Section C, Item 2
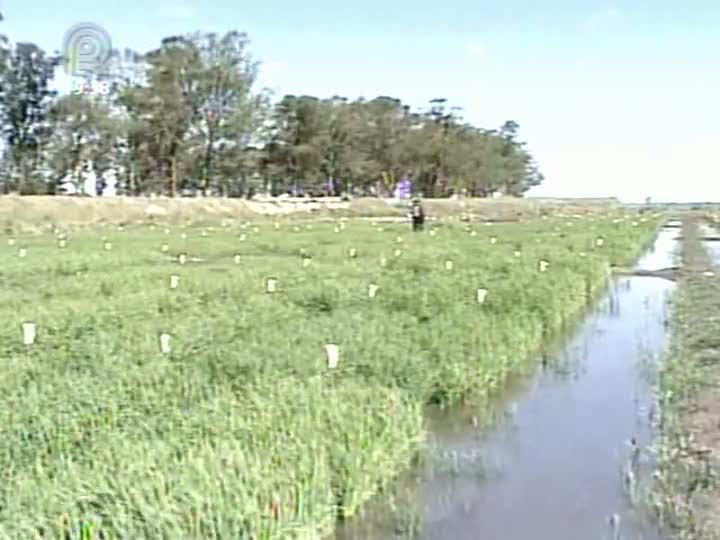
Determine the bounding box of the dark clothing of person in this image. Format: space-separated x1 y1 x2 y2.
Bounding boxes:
411 203 425 231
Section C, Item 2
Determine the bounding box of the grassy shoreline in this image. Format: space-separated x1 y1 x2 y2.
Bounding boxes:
0 211 663 539
652 216 720 539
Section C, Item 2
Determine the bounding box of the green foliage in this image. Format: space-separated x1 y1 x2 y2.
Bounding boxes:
0 26 542 198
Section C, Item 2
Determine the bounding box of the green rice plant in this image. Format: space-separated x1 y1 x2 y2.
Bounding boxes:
0 210 665 539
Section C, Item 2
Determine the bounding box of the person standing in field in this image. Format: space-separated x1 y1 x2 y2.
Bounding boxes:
409 198 425 231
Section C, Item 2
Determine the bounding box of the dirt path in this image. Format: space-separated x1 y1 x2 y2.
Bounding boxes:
656 216 720 539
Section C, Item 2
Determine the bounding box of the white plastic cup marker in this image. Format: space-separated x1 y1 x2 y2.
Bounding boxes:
22 322 36 345
325 344 339 369
477 288 488 304
368 284 379 298
267 278 277 292
170 275 180 289
159 333 172 354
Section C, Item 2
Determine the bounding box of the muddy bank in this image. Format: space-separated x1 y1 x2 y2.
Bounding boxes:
335 226 680 540
654 218 720 539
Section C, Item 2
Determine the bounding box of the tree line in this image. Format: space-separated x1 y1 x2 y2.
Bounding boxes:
0 14 544 198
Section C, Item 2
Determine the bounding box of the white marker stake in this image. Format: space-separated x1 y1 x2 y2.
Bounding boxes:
240 233 247 241
159 333 172 354
430 230 436 236
201 231 208 237
514 251 521 257
58 240 66 248
596 238 604 247
377 227 384 232
303 257 311 268
22 322 36 345
445 260 454 271
334 226 340 233
325 344 339 369
266 278 277 293
170 275 180 289
470 231 477 237
539 260 549 272
161 244 169 252
348 248 357 258
490 237 497 244
164 229 170 235
180 233 187 240
394 249 402 257
380 257 387 267
252 227 260 233
18 248 26 258
477 288 488 304
178 253 187 265
104 242 112 251
8 238 15 246
368 284 379 298
234 254 241 264
275 222 280 230
396 236 403 243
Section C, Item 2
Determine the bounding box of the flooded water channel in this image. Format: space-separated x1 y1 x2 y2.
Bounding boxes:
335 225 681 540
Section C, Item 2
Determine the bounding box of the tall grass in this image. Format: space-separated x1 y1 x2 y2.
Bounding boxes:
0 210 663 539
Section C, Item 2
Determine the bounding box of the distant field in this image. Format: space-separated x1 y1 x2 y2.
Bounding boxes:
0 209 662 538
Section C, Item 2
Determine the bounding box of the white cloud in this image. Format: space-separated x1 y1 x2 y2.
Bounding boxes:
467 42 485 58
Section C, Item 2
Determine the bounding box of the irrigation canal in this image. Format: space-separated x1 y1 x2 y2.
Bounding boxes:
335 223 683 540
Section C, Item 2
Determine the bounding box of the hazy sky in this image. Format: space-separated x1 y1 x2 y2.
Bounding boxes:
3 1 720 202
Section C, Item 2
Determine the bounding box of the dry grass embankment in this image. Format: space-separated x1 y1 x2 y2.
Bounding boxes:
653 216 720 540
0 195 622 233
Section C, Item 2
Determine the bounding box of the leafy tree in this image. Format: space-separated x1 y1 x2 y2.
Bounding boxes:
0 26 544 198
0 42 58 193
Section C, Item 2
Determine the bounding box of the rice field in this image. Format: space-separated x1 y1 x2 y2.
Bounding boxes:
0 210 664 539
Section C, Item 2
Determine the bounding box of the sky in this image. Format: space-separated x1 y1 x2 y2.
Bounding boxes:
3 0 720 202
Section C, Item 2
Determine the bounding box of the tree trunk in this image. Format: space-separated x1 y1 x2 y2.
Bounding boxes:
202 127 215 196
168 153 177 197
